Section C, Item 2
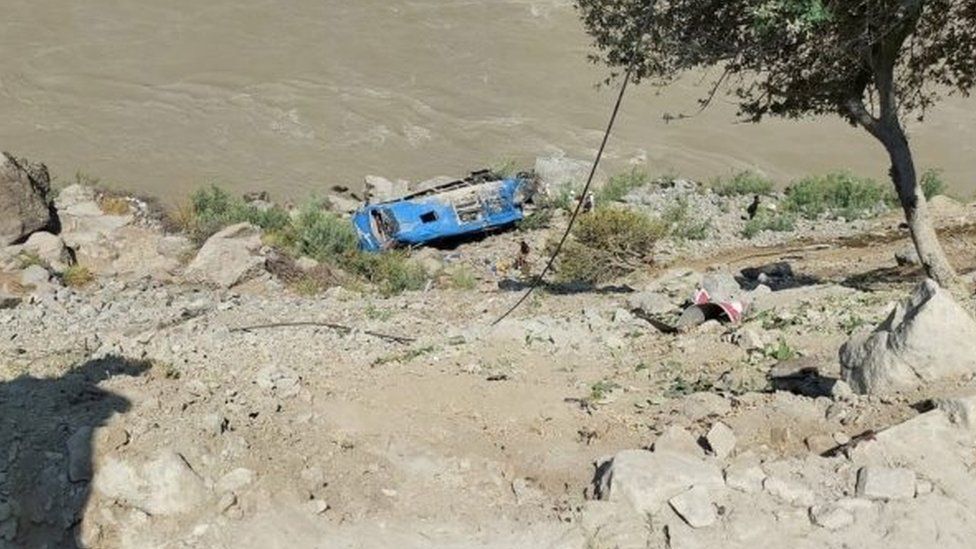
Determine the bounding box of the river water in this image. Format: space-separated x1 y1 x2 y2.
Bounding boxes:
2 0 974 202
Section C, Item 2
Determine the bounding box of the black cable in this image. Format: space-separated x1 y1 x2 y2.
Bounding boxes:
492 10 652 326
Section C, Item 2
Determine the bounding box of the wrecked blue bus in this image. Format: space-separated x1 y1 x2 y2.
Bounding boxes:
353 171 530 252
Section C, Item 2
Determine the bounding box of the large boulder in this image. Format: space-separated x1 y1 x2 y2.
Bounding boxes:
184 223 266 288
840 279 976 394
54 184 133 266
593 449 725 516
0 152 55 245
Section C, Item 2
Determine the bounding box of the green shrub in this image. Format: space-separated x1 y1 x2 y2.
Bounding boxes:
550 184 583 211
292 205 359 262
920 169 947 200
712 171 775 197
347 251 429 296
445 266 477 290
517 209 553 231
784 172 889 220
61 265 94 288
742 210 797 238
184 186 292 244
597 169 649 203
661 198 711 241
555 207 666 284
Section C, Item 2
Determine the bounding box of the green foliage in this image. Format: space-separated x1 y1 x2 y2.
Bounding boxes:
61 265 94 288
555 207 666 284
661 198 711 241
445 266 477 290
291 205 359 261
491 158 520 179
763 339 797 361
597 169 650 203
920 169 947 199
183 186 292 244
550 184 583 211
712 171 775 197
587 379 621 403
742 210 797 239
783 172 890 220
346 251 429 296
517 209 553 231
16 251 49 270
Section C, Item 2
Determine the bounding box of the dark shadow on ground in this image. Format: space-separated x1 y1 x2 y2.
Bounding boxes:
840 265 922 292
497 278 635 295
0 355 149 547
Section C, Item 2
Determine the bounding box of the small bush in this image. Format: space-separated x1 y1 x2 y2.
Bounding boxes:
661 198 711 241
292 205 359 262
517 210 553 231
597 169 650 203
16 251 49 270
741 210 797 238
346 251 429 296
61 265 94 288
445 266 477 290
98 196 131 216
555 207 665 284
920 169 947 200
491 158 519 179
550 184 583 211
183 186 292 244
784 172 889 220
712 171 775 197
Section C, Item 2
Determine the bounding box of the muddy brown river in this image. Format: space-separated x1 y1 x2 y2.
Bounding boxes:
2 0 974 202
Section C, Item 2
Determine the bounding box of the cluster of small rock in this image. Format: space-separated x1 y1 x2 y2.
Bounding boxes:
584 392 976 548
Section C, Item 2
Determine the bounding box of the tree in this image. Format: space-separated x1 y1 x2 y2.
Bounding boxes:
575 0 976 288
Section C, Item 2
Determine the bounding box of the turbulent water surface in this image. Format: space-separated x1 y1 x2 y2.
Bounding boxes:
2 0 974 201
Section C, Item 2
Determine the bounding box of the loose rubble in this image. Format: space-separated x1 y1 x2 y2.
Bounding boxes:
2 154 976 548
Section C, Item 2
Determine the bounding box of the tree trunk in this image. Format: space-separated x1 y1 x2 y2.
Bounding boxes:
881 127 959 288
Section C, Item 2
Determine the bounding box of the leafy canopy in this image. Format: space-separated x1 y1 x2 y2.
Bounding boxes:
575 0 976 123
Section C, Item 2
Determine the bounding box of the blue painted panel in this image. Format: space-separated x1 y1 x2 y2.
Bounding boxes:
353 178 526 252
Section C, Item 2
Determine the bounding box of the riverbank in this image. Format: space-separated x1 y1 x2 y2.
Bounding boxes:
3 152 976 548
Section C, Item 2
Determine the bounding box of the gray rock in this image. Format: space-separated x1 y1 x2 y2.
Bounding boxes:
763 475 816 507
934 394 976 430
94 451 209 516
0 152 54 245
855 466 916 500
184 223 266 288
627 291 676 316
156 235 194 261
652 426 704 457
20 265 50 287
217 468 255 493
895 246 920 267
700 272 743 303
255 365 301 398
326 194 361 215
735 328 766 351
21 231 71 271
830 380 855 402
66 426 93 482
809 503 854 530
724 462 766 494
677 392 731 422
594 449 724 515
364 175 408 203
668 485 717 528
704 422 736 459
841 279 976 394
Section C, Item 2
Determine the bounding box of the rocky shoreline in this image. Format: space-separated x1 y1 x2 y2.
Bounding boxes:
3 151 976 548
